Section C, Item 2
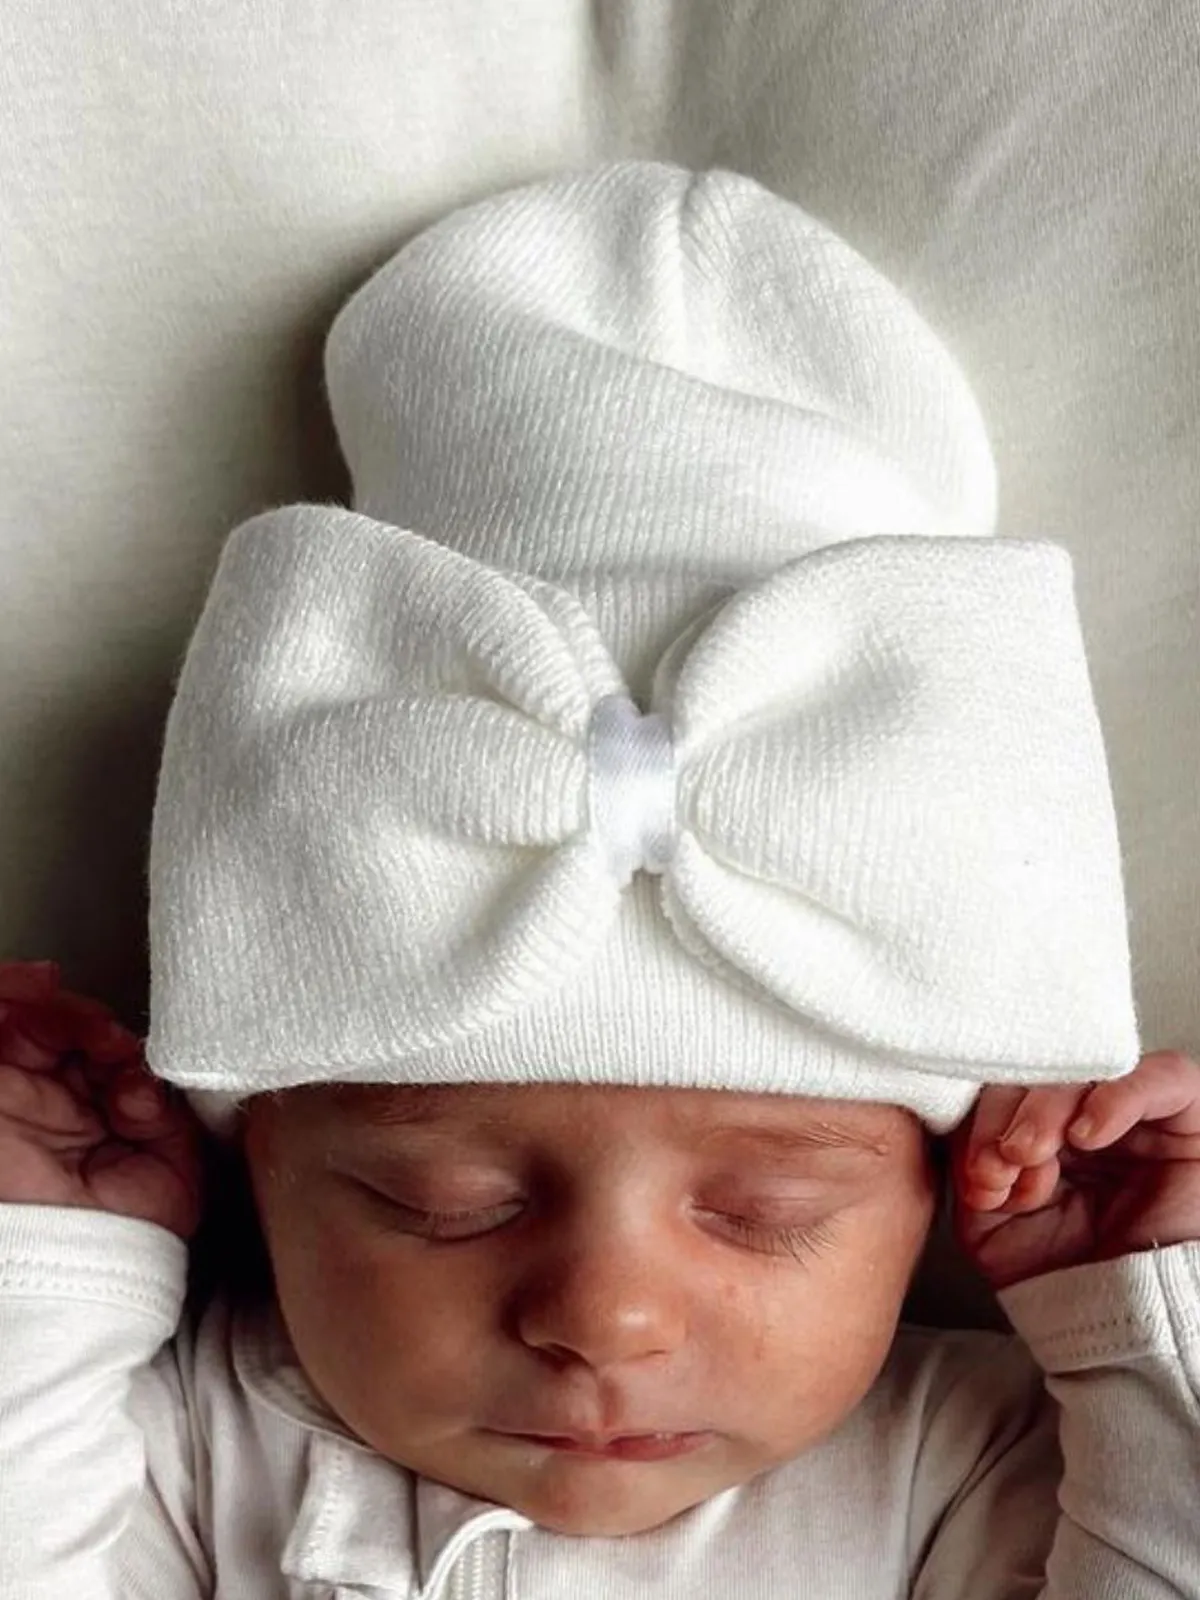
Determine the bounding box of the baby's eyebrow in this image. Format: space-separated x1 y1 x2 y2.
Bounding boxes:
696 1123 895 1161
336 1086 484 1128
330 1091 900 1160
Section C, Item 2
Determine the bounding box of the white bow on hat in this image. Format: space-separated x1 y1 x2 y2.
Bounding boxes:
146 502 1139 1125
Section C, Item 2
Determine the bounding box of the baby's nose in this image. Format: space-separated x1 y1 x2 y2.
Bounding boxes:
509 1234 689 1370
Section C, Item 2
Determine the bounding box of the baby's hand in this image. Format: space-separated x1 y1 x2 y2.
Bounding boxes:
952 1050 1200 1289
0 960 203 1240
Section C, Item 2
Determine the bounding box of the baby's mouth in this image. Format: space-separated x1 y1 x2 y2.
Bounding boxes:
492 1429 714 1462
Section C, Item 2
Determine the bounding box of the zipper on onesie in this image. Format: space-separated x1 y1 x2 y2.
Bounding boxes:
446 1527 508 1600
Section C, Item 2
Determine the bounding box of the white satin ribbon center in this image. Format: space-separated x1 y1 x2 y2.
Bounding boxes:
586 694 678 885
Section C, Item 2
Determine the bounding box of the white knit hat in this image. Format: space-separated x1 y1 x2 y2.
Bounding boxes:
146 161 1139 1133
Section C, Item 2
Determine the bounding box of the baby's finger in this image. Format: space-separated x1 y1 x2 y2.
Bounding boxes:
960 1085 1027 1187
955 1167 1017 1212
994 1085 1088 1168
74 1014 144 1067
0 1018 63 1073
103 1067 188 1141
0 1062 104 1138
1069 1051 1200 1149
958 1150 1064 1217
1004 1155 1062 1214
34 991 134 1064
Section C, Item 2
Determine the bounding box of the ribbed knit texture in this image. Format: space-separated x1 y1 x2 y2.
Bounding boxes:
144 162 1138 1129
324 163 998 697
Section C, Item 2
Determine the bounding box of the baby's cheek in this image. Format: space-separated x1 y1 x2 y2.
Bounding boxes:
716 1210 926 1456
278 1225 492 1441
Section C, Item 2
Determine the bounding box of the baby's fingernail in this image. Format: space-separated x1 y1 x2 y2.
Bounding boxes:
1069 1115 1094 1142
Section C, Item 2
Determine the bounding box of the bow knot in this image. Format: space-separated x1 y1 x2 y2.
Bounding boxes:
587 694 677 885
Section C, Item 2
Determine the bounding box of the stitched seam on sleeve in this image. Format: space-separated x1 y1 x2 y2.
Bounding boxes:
0 1255 182 1316
1024 1313 1162 1367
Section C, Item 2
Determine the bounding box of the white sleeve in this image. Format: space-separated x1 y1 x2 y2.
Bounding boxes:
0 1202 210 1600
915 1242 1200 1599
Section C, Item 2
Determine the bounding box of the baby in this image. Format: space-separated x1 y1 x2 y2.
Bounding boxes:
1 161 1198 1599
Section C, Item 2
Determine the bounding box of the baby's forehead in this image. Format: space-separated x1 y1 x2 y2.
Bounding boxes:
286 1079 919 1164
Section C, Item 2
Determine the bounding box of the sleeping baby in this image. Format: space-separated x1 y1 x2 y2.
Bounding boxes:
1 160 1197 1599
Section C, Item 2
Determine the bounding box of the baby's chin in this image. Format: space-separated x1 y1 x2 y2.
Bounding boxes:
421 1428 763 1537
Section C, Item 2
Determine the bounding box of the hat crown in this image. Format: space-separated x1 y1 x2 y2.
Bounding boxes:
324 162 997 684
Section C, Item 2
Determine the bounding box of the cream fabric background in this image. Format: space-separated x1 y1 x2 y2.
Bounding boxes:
2 1 1196 1060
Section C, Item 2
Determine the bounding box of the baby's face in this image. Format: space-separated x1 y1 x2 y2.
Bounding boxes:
244 1081 934 1536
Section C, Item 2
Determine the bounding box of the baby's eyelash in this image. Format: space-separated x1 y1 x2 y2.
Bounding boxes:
704 1211 838 1264
367 1188 839 1263
372 1195 522 1241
